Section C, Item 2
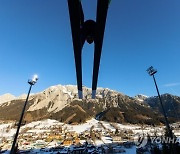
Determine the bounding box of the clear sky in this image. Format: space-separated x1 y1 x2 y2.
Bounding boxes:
0 0 180 97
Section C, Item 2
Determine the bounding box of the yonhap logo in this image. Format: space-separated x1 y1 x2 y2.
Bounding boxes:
134 135 180 148
150 136 180 144
134 134 148 148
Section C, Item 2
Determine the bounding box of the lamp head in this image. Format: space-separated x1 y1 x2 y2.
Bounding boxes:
28 74 38 85
147 66 157 76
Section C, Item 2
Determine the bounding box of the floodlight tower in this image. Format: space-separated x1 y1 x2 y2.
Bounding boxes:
10 75 38 154
146 66 173 138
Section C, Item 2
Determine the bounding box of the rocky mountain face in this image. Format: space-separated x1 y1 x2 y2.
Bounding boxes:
145 93 180 122
134 94 148 102
0 85 179 125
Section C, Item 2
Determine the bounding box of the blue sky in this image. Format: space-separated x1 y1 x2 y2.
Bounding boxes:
0 0 180 97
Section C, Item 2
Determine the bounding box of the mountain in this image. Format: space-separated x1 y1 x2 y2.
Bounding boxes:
0 85 179 125
0 93 16 105
135 94 148 102
145 93 180 123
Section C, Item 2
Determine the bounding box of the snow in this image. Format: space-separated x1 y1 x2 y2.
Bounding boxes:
66 119 99 133
0 123 16 138
101 136 112 144
27 129 50 133
0 123 12 130
47 140 58 148
0 118 179 154
134 94 149 102
101 121 116 132
117 123 141 130
62 86 73 98
174 131 180 136
21 119 63 129
138 94 148 98
136 98 144 102
94 139 104 146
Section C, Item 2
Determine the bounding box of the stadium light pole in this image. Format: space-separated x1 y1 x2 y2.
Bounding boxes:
10 75 38 154
146 66 173 138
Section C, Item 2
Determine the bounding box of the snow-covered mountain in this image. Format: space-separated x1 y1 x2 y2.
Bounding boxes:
0 85 179 125
20 85 122 113
134 94 148 102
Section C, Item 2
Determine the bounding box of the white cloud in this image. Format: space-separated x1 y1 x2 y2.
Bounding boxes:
164 82 180 87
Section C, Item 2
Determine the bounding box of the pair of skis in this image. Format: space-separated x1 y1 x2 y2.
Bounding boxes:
68 0 110 98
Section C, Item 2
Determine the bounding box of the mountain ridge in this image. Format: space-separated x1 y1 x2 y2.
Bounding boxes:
0 84 179 125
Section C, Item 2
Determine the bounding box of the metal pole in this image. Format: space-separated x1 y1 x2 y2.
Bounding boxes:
152 74 173 138
10 84 32 154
